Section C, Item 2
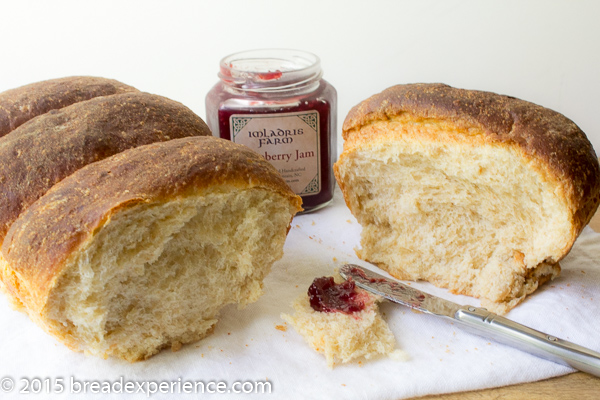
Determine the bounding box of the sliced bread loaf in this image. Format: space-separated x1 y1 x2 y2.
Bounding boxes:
334 83 600 313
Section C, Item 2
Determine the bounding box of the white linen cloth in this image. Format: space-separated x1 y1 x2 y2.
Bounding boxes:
1 188 598 399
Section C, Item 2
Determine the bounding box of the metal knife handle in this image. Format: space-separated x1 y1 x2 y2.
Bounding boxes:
455 307 600 378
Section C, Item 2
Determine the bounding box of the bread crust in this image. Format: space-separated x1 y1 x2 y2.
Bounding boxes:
341 83 600 238
0 76 138 137
2 136 302 313
0 91 212 242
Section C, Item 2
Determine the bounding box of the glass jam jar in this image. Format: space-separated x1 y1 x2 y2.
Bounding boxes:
205 49 337 213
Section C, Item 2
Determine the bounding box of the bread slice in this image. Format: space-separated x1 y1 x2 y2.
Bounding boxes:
0 76 138 137
334 83 600 314
1 136 302 361
282 275 401 368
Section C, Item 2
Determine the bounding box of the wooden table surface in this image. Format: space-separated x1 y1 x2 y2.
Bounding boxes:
417 209 600 399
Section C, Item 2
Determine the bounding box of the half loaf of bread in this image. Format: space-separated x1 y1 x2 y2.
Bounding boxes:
1 136 302 361
0 88 212 310
0 91 211 242
334 83 600 314
0 76 138 137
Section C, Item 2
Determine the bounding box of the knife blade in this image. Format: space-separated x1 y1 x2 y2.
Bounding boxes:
339 264 600 377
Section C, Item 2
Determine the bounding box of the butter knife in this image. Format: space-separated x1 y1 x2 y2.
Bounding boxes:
339 264 600 377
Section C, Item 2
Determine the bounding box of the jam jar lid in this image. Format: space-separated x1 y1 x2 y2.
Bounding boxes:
218 49 323 93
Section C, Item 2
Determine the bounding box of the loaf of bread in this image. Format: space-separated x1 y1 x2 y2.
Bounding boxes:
0 91 211 243
334 83 600 314
2 136 302 361
0 88 212 311
0 76 137 137
282 275 401 368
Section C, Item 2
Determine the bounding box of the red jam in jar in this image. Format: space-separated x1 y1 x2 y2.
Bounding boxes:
205 49 337 212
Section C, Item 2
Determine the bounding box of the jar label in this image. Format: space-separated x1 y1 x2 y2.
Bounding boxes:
230 111 321 196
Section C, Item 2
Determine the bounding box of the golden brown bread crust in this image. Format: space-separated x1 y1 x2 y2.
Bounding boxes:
342 83 600 237
2 136 302 313
0 91 212 242
0 76 138 137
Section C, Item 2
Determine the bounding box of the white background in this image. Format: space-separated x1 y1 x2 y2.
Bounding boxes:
0 0 598 155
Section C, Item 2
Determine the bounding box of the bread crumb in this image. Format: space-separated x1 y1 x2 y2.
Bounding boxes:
275 324 287 332
388 350 408 362
171 341 182 352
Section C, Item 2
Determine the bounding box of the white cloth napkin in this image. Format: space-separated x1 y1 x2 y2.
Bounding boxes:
1 188 598 399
